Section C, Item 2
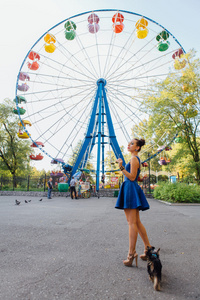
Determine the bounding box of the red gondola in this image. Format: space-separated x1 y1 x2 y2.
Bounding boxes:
30 154 44 160
31 141 44 147
142 162 148 167
28 51 40 61
172 48 184 59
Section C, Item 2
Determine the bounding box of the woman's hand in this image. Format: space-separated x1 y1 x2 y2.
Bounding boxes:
116 158 123 167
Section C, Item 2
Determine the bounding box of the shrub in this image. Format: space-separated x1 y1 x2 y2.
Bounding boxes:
19 183 27 189
153 182 200 203
2 185 10 191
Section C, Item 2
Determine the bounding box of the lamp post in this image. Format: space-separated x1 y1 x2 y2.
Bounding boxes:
148 153 151 193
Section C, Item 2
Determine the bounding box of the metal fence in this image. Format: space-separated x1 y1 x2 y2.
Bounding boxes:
0 173 161 192
0 175 53 191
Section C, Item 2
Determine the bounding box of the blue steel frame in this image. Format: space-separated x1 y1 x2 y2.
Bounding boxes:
71 78 125 191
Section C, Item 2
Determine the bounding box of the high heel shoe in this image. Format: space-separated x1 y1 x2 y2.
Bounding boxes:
123 251 138 267
140 246 152 261
140 248 148 261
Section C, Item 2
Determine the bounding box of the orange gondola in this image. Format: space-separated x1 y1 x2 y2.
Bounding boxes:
112 12 124 23
112 12 124 33
113 23 124 33
27 61 39 71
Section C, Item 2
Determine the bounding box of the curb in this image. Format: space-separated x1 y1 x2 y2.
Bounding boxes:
156 199 200 206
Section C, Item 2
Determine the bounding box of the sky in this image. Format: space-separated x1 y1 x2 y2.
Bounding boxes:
0 0 199 171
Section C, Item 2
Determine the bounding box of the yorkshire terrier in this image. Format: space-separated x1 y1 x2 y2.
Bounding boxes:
146 246 162 291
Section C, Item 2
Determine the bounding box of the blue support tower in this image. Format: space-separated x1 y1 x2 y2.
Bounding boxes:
71 78 125 191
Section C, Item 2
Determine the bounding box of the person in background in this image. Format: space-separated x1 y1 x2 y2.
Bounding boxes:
101 174 105 188
75 178 79 199
78 181 82 198
70 176 77 199
47 177 53 199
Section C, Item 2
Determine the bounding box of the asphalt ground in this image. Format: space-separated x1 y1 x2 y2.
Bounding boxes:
0 195 199 300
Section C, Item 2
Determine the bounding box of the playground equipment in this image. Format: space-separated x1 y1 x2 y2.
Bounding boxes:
15 9 185 190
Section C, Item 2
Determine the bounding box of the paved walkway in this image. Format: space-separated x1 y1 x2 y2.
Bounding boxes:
0 195 199 300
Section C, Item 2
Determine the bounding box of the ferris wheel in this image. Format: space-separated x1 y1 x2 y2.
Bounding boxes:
15 9 185 189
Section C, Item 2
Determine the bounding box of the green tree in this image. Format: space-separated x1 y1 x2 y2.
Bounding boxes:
68 139 94 171
0 98 32 179
31 167 50 177
135 50 200 183
161 141 198 183
104 146 130 171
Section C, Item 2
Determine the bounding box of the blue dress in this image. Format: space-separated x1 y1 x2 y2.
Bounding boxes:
115 156 150 211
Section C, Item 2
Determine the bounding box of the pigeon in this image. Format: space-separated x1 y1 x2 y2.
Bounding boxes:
39 198 43 201
25 200 28 203
15 200 20 205
28 200 31 202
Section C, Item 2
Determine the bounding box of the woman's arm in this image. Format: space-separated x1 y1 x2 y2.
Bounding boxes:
116 157 139 181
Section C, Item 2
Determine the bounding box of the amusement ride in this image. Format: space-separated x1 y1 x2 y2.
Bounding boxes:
14 9 186 190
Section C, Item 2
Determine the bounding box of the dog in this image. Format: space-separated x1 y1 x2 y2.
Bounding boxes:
146 246 162 291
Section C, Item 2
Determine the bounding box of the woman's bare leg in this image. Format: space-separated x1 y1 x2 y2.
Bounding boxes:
124 209 139 254
136 213 151 249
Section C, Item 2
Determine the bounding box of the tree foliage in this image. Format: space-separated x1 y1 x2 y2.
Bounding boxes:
159 140 200 183
0 98 32 177
132 50 200 183
68 139 94 171
104 146 130 171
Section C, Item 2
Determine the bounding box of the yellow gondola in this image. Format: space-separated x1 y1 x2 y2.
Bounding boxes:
135 18 148 39
44 44 56 53
44 33 56 53
135 18 148 29
18 120 32 127
44 33 56 44
136 28 148 39
17 132 30 139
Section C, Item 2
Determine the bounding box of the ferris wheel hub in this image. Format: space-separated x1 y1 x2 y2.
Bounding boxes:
97 78 107 86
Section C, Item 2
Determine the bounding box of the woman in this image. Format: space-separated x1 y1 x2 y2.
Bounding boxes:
115 138 152 267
